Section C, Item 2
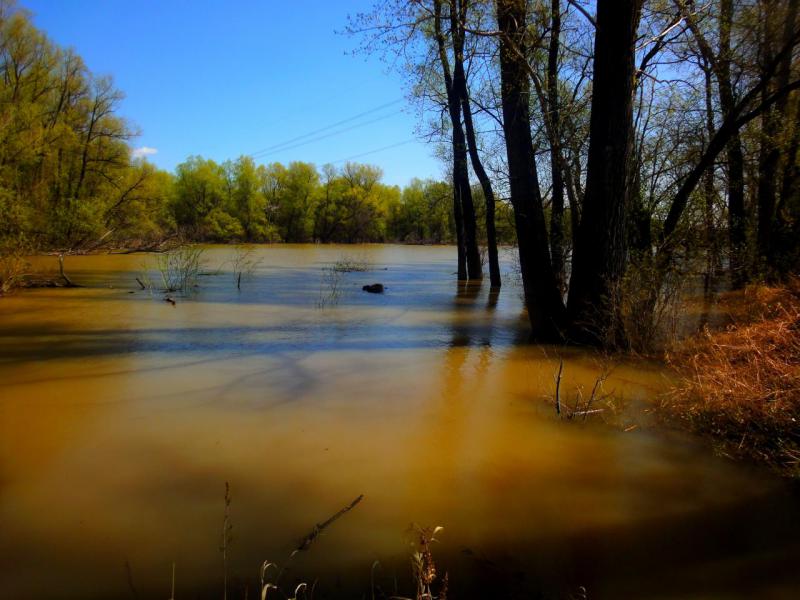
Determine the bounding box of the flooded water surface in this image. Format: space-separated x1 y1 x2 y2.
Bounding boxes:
1 245 799 599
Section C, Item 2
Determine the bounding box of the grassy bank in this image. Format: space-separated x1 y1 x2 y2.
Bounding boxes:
663 281 800 477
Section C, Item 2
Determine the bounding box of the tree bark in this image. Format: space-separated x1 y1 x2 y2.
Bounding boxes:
434 0 481 280
718 0 748 288
758 0 798 271
496 0 566 340
460 90 501 286
547 0 566 294
703 62 721 272
452 0 500 287
450 0 482 280
567 0 642 344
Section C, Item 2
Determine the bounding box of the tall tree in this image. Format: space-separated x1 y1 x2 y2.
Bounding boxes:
433 0 482 280
757 0 799 272
496 0 566 340
546 0 566 294
567 0 642 344
450 0 501 286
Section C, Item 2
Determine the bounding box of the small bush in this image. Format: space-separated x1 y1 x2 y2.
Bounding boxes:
331 254 369 273
230 246 260 289
156 245 205 293
603 255 685 354
0 237 29 295
316 266 344 309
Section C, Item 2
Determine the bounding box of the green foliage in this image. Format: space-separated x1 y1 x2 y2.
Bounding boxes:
0 2 456 251
0 2 171 250
387 178 454 243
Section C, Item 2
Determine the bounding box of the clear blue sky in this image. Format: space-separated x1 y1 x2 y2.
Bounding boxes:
23 0 443 187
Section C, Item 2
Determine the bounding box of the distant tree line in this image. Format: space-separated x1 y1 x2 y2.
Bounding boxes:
169 156 517 245
0 2 516 251
351 0 800 346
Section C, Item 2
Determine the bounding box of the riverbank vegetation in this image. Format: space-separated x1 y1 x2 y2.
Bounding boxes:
665 281 800 476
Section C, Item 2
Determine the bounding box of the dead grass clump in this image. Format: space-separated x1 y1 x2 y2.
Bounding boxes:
231 246 260 289
664 280 800 476
331 254 369 273
156 245 205 293
408 525 447 600
0 237 29 295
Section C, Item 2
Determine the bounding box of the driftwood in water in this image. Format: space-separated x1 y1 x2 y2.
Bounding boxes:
115 234 179 254
58 254 81 288
292 494 364 556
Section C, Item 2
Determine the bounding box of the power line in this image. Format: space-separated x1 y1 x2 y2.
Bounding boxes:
248 98 404 158
251 110 403 159
331 138 418 164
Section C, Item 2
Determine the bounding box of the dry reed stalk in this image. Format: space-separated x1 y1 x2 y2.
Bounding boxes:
665 281 800 475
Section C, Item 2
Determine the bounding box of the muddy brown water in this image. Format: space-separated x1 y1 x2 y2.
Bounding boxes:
1 245 798 599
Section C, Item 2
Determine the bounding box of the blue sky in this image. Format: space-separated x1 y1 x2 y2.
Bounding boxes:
23 0 443 186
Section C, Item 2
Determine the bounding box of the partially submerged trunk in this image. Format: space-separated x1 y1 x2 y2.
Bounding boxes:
434 0 482 281
567 0 642 344
496 0 566 340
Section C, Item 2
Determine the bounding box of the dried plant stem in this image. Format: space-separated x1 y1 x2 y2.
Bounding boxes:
222 482 232 600
293 494 364 555
554 359 564 416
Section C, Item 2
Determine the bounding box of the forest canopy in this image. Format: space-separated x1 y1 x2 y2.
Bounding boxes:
0 2 502 250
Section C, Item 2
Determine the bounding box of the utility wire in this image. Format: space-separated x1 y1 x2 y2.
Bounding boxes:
251 110 403 159
248 98 404 157
331 138 418 164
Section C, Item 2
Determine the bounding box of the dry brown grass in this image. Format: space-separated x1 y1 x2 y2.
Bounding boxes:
0 238 29 295
664 280 800 476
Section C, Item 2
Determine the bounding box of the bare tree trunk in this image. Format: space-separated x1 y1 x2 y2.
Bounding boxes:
460 92 501 287
718 0 748 288
496 0 566 340
703 62 721 273
758 0 798 272
776 92 800 270
452 0 500 286
567 0 642 345
453 181 467 280
434 0 481 280
547 0 566 294
450 0 483 280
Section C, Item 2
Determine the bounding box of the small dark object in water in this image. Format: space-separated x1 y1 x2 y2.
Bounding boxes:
164 296 176 306
362 283 384 294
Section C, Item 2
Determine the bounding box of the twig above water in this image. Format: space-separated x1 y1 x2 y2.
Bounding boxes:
292 494 364 556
